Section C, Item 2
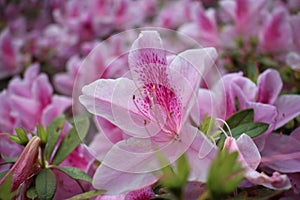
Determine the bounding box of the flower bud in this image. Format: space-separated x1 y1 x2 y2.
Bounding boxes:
0 136 41 191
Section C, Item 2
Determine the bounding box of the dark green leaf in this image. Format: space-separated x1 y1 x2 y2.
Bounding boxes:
72 115 90 141
36 169 57 200
26 186 38 200
51 127 81 165
15 128 29 144
53 166 92 183
230 122 269 139
45 115 65 161
207 149 244 199
225 109 254 131
66 190 106 200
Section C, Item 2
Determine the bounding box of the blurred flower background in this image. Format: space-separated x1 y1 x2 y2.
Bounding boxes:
0 0 300 199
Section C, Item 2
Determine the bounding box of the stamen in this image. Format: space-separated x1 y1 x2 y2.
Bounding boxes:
216 118 233 138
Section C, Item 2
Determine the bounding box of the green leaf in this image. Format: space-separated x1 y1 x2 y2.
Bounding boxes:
51 127 81 165
225 109 254 130
199 114 216 136
176 154 189 184
159 154 190 198
37 125 48 145
26 186 38 200
71 114 90 141
8 135 23 145
36 169 57 200
207 149 244 199
1 155 18 163
0 172 16 200
45 115 65 161
15 128 29 144
230 122 269 139
53 166 92 183
66 190 106 200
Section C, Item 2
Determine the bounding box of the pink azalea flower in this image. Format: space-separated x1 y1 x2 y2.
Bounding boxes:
224 133 291 190
195 69 300 132
220 0 267 37
80 31 218 194
258 6 293 53
54 55 82 96
0 63 71 133
179 2 220 48
0 28 23 79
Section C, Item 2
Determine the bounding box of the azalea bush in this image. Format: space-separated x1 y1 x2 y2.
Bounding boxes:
1 0 300 199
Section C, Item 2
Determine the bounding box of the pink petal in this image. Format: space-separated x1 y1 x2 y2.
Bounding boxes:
188 130 217 182
32 74 53 109
257 69 282 104
274 95 300 129
290 127 300 142
92 164 158 195
128 31 167 88
236 134 261 170
259 7 292 52
41 95 71 125
79 78 164 137
245 170 291 190
261 133 300 173
168 48 217 121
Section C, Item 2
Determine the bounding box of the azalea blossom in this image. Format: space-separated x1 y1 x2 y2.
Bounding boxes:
195 69 300 133
223 132 291 190
80 30 218 194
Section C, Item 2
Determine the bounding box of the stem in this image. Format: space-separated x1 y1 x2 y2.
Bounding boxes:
40 144 46 168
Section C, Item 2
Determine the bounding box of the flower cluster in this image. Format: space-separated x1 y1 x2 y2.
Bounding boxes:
0 0 300 199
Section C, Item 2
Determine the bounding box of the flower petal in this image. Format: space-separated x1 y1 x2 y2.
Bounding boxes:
261 133 300 173
92 164 158 195
168 48 217 121
79 78 163 137
274 95 300 129
257 69 282 104
128 31 167 88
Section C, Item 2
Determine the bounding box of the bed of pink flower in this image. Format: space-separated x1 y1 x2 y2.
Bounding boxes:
1 0 300 199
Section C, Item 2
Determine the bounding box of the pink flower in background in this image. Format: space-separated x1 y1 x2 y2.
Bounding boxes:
179 2 220 48
80 31 217 194
195 69 300 133
258 6 292 53
0 28 23 79
0 64 71 133
54 55 82 96
220 0 266 37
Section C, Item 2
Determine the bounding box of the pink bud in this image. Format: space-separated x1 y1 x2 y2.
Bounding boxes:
0 136 40 191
